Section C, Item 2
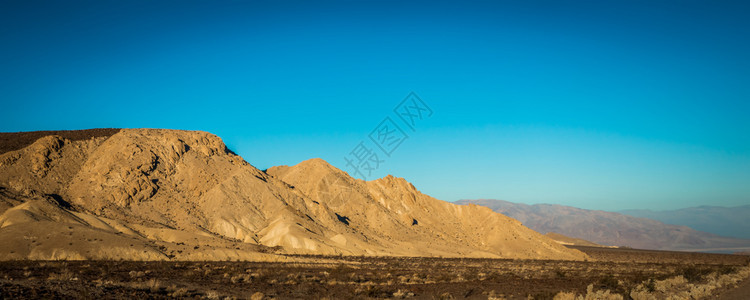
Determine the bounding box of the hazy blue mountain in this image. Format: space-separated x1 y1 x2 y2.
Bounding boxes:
456 199 750 253
619 205 750 239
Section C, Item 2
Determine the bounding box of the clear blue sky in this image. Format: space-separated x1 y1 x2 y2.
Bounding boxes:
2 1 749 211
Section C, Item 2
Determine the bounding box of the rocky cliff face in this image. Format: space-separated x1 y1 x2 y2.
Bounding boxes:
0 129 586 261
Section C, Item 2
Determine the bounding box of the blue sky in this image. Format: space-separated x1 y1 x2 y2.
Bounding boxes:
1 1 749 211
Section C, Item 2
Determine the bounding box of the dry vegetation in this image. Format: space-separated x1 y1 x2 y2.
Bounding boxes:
1 247 748 299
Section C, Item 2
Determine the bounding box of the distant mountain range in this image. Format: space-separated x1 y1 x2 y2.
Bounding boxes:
619 205 750 240
456 199 750 253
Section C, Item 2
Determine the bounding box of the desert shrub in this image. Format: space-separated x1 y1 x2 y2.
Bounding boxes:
718 265 737 275
531 290 557 299
643 278 655 293
553 291 576 300
630 264 750 300
553 285 623 300
329 263 350 277
48 269 76 281
366 286 394 298
250 292 265 300
128 270 145 278
392 289 415 298
144 278 162 292
677 266 711 283
168 287 191 297
583 284 624 300
597 274 619 291
438 292 454 300
463 270 478 281
205 290 220 299
654 275 687 293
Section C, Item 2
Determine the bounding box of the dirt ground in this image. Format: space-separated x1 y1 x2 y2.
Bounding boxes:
718 274 750 300
0 246 748 299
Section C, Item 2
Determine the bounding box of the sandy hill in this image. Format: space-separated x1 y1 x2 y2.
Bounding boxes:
267 159 582 259
0 129 586 261
457 199 750 253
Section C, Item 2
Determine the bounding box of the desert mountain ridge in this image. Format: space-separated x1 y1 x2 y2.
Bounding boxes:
457 199 750 253
0 128 586 261
619 205 750 240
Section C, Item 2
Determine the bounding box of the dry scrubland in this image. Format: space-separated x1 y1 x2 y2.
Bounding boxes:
1 247 749 299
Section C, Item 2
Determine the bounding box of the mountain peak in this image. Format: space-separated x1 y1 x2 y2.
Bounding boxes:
267 158 348 181
298 157 335 168
371 174 413 189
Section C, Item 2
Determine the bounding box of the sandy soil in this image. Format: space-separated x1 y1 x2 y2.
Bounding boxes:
0 246 748 299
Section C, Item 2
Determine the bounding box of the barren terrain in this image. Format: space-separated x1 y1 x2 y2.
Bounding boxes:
0 247 748 299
